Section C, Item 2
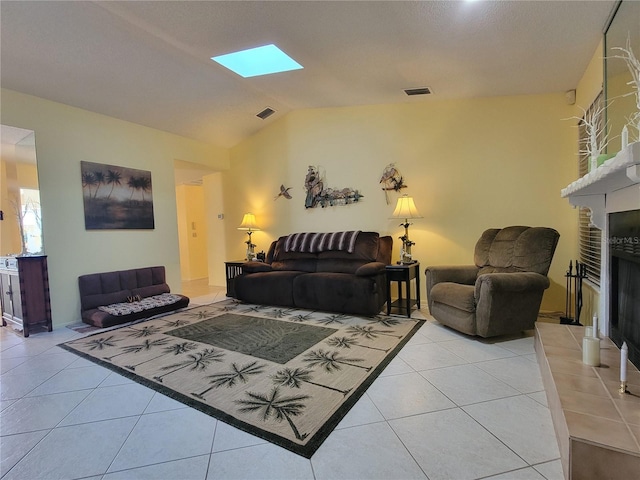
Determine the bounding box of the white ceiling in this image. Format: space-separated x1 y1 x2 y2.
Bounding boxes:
0 1 617 148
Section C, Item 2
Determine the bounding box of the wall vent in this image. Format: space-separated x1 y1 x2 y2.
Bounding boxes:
404 87 432 96
256 107 276 119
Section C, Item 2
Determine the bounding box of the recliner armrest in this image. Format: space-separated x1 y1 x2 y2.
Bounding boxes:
474 271 551 338
355 262 387 276
474 272 550 297
426 265 478 286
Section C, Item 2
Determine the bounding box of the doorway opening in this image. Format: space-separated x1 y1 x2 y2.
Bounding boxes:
174 160 226 301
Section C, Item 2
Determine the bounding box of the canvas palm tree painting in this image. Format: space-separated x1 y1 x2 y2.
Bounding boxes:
81 160 155 229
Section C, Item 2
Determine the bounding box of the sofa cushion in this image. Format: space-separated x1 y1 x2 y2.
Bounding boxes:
292 272 382 316
316 259 368 274
101 271 124 293
131 283 170 298
234 271 306 306
78 274 103 296
82 289 131 311
430 282 475 312
134 268 154 288
98 293 183 316
271 249 318 272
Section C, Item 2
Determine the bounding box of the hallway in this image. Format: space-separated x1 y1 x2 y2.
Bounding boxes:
180 278 226 305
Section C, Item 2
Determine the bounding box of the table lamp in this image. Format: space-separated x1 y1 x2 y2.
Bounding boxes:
238 213 260 260
391 194 422 264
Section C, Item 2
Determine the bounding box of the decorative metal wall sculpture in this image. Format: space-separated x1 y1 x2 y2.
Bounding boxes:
304 166 363 208
379 163 407 204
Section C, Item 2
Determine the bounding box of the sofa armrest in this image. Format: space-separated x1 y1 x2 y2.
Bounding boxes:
355 262 387 276
242 261 273 274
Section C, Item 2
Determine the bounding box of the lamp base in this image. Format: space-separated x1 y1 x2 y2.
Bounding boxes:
399 238 415 265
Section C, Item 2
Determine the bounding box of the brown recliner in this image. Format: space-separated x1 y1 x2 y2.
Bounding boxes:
425 226 560 338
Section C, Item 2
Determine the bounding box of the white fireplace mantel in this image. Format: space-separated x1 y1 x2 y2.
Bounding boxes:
561 141 640 335
562 141 640 229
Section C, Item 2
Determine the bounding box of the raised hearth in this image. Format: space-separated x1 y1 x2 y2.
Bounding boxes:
535 323 640 479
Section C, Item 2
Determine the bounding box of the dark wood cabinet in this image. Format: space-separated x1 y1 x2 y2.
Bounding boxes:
0 256 52 337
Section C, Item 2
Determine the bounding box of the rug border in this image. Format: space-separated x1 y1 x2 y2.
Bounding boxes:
58 307 426 458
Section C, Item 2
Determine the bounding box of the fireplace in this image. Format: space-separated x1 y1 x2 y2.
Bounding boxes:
609 209 640 370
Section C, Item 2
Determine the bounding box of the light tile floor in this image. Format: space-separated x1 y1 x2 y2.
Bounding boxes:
1 294 564 480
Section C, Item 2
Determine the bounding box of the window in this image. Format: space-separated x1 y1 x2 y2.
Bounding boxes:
577 93 603 285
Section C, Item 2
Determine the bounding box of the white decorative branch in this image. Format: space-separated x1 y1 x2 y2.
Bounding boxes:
610 35 640 142
565 101 612 167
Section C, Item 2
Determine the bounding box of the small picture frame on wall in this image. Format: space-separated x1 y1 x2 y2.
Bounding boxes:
81 161 155 230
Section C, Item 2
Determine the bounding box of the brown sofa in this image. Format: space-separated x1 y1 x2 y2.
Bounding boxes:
234 231 392 316
78 266 189 328
425 226 560 338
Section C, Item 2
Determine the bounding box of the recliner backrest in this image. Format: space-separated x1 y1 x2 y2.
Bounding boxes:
474 226 559 276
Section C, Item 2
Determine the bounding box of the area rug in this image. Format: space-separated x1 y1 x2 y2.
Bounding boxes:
59 300 425 458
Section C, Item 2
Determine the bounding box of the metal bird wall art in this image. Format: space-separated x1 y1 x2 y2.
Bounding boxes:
275 184 292 200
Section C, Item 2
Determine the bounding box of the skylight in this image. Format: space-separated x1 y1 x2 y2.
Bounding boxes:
211 44 303 78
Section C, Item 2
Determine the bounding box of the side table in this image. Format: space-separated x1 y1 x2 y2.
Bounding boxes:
386 262 420 317
224 261 245 298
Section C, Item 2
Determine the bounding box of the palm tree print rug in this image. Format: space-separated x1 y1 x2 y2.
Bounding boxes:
59 300 425 458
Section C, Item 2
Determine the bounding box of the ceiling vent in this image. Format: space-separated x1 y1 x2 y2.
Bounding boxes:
404 87 432 96
256 107 276 120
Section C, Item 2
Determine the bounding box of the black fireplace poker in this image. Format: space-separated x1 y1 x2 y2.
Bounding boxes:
560 260 587 326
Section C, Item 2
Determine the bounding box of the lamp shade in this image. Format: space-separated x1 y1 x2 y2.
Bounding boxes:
391 195 423 220
238 213 260 231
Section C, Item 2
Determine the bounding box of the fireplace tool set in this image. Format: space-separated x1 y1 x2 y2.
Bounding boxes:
560 260 587 325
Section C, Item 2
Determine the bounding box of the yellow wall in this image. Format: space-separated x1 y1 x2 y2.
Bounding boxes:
576 40 604 117
175 184 209 281
225 94 580 312
0 88 229 327
203 172 227 288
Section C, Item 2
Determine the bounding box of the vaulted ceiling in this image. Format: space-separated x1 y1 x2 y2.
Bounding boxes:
1 1 616 148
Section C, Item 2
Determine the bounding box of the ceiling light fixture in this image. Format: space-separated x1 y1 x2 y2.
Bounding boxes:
404 87 432 96
212 44 303 78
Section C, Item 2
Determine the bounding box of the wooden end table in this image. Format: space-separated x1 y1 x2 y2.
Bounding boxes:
224 261 245 298
386 262 420 317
